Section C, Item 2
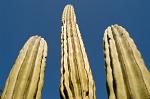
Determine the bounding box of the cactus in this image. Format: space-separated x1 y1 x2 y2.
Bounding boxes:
103 24 150 99
1 36 48 99
60 5 96 99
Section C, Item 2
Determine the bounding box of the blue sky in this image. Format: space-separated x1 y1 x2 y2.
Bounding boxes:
0 0 150 99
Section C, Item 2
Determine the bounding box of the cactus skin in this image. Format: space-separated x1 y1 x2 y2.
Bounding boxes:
1 36 48 99
104 25 150 99
60 5 96 99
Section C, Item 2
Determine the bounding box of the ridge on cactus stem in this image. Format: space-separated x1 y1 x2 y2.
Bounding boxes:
1 36 48 99
103 24 150 99
60 4 96 99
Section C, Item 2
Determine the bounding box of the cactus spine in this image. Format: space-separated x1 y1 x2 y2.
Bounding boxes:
60 5 96 99
1 36 48 99
103 25 150 99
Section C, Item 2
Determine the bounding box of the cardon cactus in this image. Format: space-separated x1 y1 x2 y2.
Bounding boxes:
60 5 96 99
103 25 150 99
1 36 48 99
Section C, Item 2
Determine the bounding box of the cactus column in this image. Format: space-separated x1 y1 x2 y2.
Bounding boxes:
103 24 150 99
60 5 96 99
1 36 48 99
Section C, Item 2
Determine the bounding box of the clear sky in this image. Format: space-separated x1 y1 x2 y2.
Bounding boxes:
0 0 150 99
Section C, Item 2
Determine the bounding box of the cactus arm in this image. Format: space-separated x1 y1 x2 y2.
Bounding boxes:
60 5 96 99
1 36 47 99
104 25 150 99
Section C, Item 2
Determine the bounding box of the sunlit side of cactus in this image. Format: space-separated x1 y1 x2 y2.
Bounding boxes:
60 5 96 99
1 36 48 99
103 25 150 99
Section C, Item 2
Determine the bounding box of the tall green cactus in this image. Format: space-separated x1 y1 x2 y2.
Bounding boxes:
60 5 96 99
103 24 150 99
1 36 48 99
